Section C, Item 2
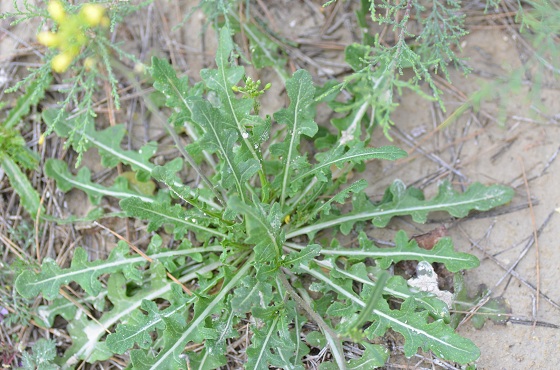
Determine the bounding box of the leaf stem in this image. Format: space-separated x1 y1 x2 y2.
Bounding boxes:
347 271 389 334
278 270 347 370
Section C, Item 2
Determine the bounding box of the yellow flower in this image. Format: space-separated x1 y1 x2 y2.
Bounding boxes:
51 52 74 73
37 31 59 47
80 4 106 27
47 0 66 23
41 2 110 73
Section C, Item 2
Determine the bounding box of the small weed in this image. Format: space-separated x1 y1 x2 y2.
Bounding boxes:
2 0 556 369
14 27 513 368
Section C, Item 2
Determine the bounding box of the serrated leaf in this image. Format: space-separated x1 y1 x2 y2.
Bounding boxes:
151 165 217 217
229 196 284 265
120 197 226 241
294 144 407 183
246 314 281 370
189 98 259 197
151 165 192 199
189 309 239 369
369 180 515 227
231 276 273 313
150 57 216 167
316 261 449 320
57 259 223 367
272 69 317 206
365 298 480 363
16 242 213 303
45 159 155 205
58 264 173 367
201 28 250 124
44 109 155 172
130 259 252 370
42 110 220 210
282 244 321 269
199 28 264 174
20 338 59 370
17 237 222 367
307 179 368 220
107 298 192 354
15 242 146 300
246 300 307 370
301 264 480 364
317 231 479 273
151 57 194 121
288 180 514 238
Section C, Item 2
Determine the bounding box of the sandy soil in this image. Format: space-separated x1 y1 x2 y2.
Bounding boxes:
375 28 560 368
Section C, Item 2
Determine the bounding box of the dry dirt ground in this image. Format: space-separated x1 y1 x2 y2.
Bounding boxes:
377 29 560 368
1 0 559 369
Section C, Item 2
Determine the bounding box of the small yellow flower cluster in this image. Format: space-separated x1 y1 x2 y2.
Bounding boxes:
37 1 109 73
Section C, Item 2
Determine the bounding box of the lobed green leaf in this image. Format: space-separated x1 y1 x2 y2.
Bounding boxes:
229 196 284 266
317 261 450 321
129 260 253 370
58 264 174 367
42 110 219 209
107 295 192 354
271 69 317 207
295 144 407 184
370 180 515 227
15 243 146 300
302 264 480 364
150 57 215 167
189 98 259 198
45 159 155 205
317 231 479 273
120 197 227 241
288 180 514 238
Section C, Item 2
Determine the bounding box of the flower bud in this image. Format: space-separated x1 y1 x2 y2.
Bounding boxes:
48 0 66 23
52 52 74 73
80 4 106 27
37 31 59 47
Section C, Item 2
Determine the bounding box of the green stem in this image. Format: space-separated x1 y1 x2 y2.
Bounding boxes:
348 271 389 333
278 270 347 370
